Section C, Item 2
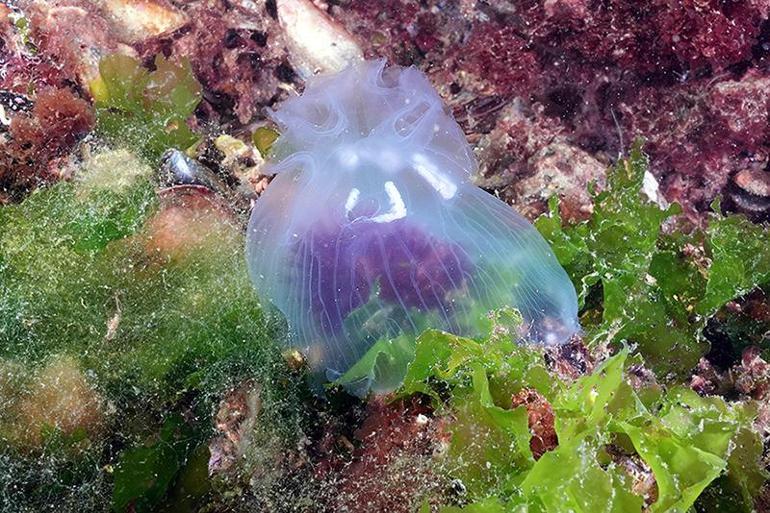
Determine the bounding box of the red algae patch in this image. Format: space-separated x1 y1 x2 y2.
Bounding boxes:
1 88 93 193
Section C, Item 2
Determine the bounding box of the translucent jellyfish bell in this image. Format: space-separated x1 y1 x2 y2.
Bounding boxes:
246 60 580 394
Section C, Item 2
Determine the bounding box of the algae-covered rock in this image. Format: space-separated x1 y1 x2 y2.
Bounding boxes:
0 146 304 511
7 355 106 450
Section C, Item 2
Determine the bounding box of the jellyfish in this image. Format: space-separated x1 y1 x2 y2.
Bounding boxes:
246 60 580 394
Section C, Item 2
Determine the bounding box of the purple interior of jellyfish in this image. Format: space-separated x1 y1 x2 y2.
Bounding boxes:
301 216 473 339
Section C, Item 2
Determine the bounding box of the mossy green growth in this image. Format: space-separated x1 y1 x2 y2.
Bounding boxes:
91 54 202 163
0 149 157 361
535 141 770 376
0 149 301 511
398 318 765 513
111 415 199 513
0 148 284 396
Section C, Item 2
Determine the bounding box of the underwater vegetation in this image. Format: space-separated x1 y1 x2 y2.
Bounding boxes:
1 2 770 512
0 147 303 512
5 0 770 223
90 54 202 163
0 87 94 197
401 328 765 513
247 60 579 395
329 0 770 224
536 142 770 377
2 122 768 512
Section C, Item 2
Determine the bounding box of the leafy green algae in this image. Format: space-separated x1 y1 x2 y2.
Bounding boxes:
535 142 770 376
700 209 770 315
90 54 202 162
402 144 770 512
403 327 764 513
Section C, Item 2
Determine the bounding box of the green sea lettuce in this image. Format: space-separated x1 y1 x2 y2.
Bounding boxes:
699 208 770 315
535 141 770 375
91 54 202 162
398 326 764 512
